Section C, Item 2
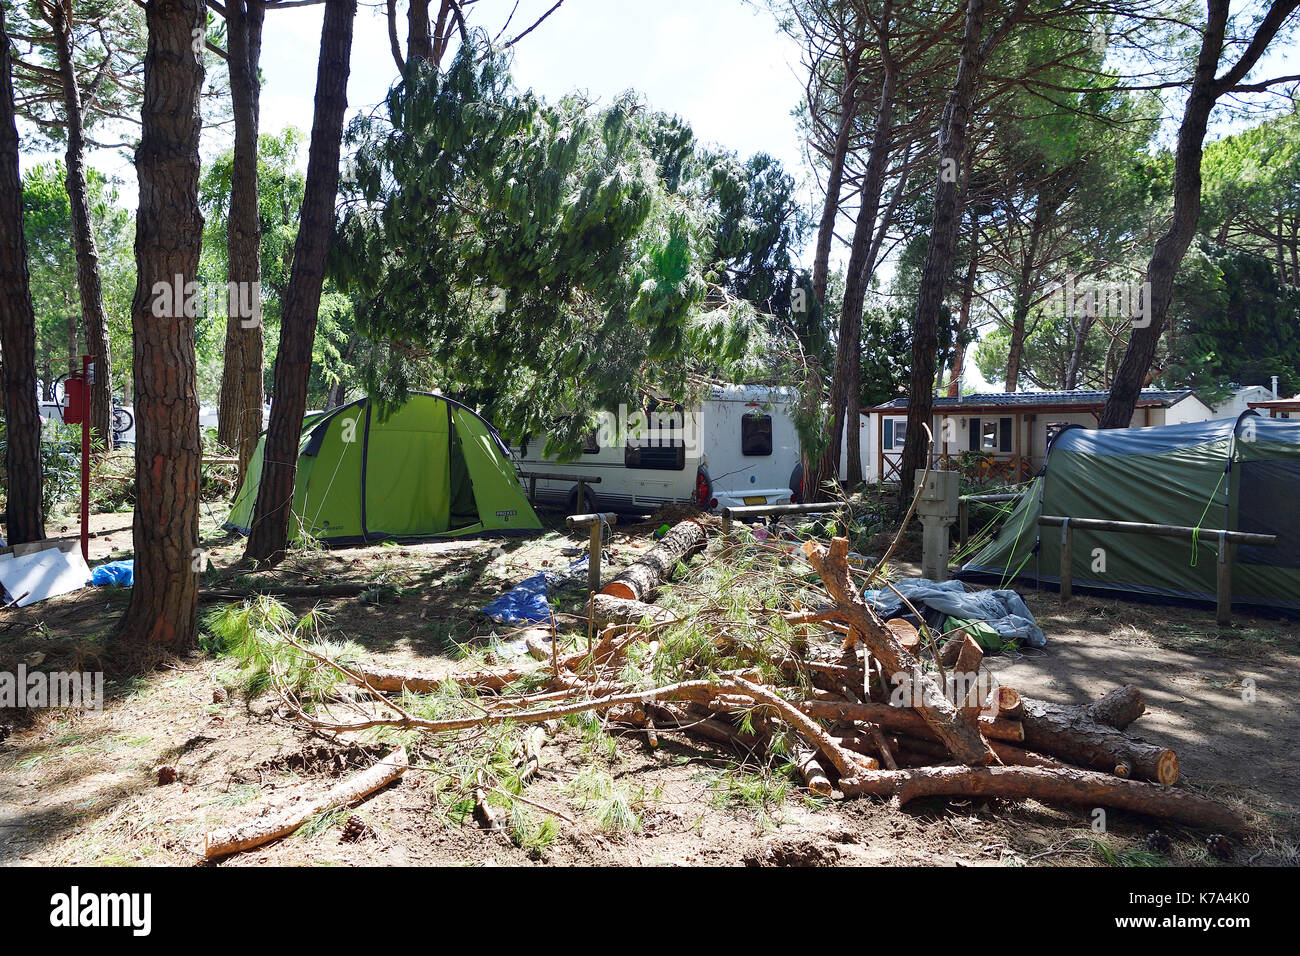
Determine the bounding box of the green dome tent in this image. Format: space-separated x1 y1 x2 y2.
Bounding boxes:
959 413 1300 612
226 394 543 544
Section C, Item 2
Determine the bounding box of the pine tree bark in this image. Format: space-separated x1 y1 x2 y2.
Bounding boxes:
900 0 987 503
0 3 48 545
216 0 265 483
115 0 207 653
49 0 113 451
1099 0 1300 427
244 0 356 565
406 0 432 63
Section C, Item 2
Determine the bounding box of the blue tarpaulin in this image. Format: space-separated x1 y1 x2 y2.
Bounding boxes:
90 560 134 588
481 558 588 626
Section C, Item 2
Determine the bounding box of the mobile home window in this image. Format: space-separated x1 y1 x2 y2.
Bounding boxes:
741 414 773 456
882 418 908 450
968 417 1013 453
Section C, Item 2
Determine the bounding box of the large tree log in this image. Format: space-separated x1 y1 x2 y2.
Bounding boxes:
205 746 408 859
1017 694 1176 785
802 538 995 766
600 520 706 601
591 593 676 629
838 765 1248 833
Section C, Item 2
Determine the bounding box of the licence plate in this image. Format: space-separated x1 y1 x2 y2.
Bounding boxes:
743 496 767 506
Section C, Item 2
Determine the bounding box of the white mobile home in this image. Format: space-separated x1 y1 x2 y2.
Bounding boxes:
514 385 801 515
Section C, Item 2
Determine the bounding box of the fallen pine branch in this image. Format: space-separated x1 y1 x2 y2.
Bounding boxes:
204 747 409 859
837 764 1249 833
802 537 995 767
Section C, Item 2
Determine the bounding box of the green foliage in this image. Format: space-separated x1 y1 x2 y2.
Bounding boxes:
20 161 134 393
1161 242 1300 398
332 37 788 456
1200 106 1300 281
201 597 360 700
566 767 642 837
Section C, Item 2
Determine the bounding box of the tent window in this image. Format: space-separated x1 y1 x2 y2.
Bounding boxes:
741 414 772 456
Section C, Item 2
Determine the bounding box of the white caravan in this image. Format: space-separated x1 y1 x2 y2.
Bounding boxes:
513 385 802 515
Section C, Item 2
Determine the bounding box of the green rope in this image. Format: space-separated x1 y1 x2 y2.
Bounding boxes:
1189 468 1227 568
997 480 1041 588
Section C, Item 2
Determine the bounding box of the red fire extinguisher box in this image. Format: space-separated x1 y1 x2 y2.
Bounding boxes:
63 375 87 425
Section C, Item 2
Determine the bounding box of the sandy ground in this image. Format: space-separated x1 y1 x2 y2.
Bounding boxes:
1 515 1297 867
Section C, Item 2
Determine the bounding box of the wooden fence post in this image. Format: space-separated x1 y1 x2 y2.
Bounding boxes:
1216 530 1234 626
1059 517 1072 603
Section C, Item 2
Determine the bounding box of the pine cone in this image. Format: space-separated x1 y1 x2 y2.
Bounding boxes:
1145 830 1171 853
157 765 177 786
340 814 372 843
1206 834 1233 861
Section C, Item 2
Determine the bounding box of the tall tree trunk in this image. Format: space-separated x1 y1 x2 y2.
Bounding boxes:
900 0 986 504
244 0 356 565
407 0 432 63
947 237 979 398
812 18 896 500
847 151 912 485
1003 193 1053 392
114 0 206 653
217 0 265 483
49 0 113 451
1064 312 1095 390
1099 0 1300 427
0 3 47 545
810 49 861 309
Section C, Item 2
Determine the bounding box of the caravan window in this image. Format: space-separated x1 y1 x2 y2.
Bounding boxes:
741 414 772 456
625 403 686 471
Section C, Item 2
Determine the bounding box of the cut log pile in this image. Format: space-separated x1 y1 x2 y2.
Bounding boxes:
236 521 1249 854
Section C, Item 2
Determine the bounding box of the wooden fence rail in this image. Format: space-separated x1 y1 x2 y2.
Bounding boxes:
1038 514 1277 626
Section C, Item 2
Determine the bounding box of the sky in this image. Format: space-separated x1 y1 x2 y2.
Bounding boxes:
256 0 808 175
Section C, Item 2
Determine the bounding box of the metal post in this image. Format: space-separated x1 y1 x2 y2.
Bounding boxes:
1059 517 1072 602
1216 530 1233 626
